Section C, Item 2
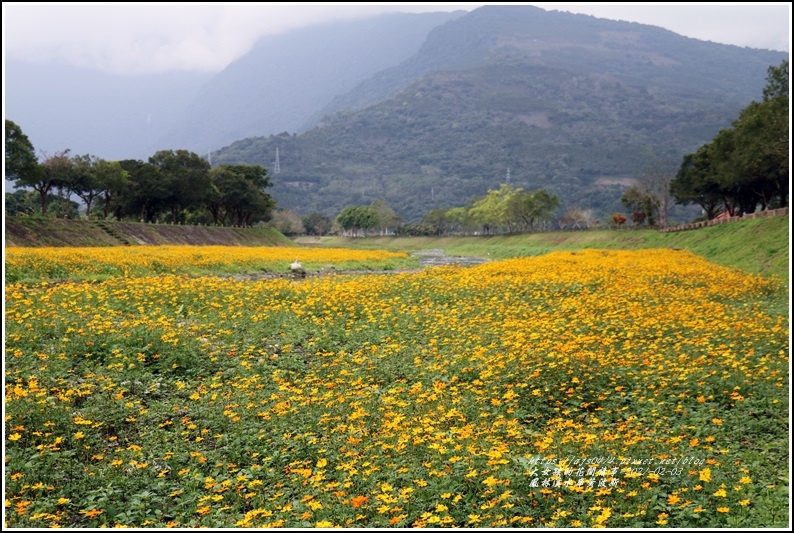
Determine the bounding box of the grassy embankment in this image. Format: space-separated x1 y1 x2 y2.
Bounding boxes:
4 217 294 248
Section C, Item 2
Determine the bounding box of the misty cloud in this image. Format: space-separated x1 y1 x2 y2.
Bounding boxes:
4 3 789 75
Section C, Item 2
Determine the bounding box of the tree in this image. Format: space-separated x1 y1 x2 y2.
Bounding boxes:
149 150 211 224
727 66 788 209
633 154 677 228
421 208 451 236
445 206 478 234
70 154 115 219
611 213 627 227
469 184 518 233
302 212 332 236
671 148 723 220
506 189 560 232
5 190 77 218
32 150 73 217
208 164 274 227
559 207 598 229
4 120 60 216
5 120 38 184
370 199 403 235
93 159 129 220
5 190 40 217
630 211 647 226
336 205 377 236
670 59 789 217
620 186 658 226
270 209 304 236
762 59 788 101
709 127 762 215
121 159 169 222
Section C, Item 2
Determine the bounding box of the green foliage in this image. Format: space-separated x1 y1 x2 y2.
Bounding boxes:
149 150 212 224
6 190 42 217
302 212 333 236
70 154 126 219
369 199 403 233
120 159 168 222
420 208 452 236
671 59 789 218
506 188 560 232
441 184 560 234
621 187 658 226
762 59 788 101
5 119 39 183
671 149 723 220
270 209 304 236
40 150 75 217
469 184 515 232
207 164 274 227
336 205 377 235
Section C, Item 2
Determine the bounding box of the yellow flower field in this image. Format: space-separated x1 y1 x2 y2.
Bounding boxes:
4 248 789 528
4 245 411 281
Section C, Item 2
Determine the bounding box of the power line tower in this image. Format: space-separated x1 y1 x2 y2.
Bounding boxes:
273 148 281 174
506 167 511 185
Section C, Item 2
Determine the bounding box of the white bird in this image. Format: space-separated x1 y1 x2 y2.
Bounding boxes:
290 257 306 277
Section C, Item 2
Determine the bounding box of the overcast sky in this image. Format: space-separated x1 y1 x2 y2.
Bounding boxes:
3 2 791 75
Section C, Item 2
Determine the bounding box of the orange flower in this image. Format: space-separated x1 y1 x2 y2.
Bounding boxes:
351 495 369 508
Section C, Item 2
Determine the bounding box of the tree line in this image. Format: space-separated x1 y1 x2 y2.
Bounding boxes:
4 129 275 227
267 186 561 237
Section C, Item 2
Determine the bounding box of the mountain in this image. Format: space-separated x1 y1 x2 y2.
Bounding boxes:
212 5 787 222
4 60 211 160
158 11 465 154
4 11 464 161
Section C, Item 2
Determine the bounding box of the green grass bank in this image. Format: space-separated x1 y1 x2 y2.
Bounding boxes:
4 217 293 248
